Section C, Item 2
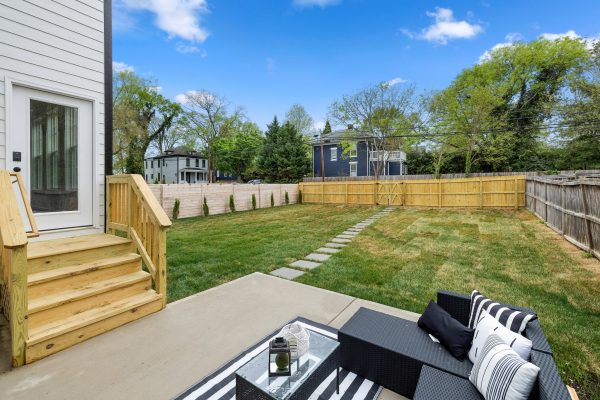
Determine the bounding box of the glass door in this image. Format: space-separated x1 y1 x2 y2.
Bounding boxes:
11 86 93 231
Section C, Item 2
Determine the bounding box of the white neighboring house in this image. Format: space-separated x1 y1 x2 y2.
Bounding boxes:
145 148 209 184
0 0 111 237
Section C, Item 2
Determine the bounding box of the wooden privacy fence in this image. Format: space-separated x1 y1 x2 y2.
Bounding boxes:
299 176 526 209
149 183 299 219
526 177 599 259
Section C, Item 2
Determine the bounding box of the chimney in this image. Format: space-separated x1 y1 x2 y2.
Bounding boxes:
347 124 354 130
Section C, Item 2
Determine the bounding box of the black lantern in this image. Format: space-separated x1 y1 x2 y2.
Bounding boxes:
268 337 291 377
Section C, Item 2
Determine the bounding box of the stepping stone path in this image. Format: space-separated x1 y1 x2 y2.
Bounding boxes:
270 207 396 280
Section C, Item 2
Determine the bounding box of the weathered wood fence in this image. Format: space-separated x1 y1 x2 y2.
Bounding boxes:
300 176 526 209
526 177 599 259
149 183 299 219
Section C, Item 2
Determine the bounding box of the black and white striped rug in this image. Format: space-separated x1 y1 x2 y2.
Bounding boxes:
174 317 382 400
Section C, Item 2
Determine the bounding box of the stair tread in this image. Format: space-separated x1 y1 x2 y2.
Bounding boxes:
27 291 162 345
27 234 132 260
28 253 142 286
28 270 151 314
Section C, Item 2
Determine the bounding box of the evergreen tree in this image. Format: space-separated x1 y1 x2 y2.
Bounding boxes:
258 117 311 182
323 120 332 135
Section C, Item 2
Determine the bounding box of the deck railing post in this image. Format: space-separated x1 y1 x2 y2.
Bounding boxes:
8 246 28 366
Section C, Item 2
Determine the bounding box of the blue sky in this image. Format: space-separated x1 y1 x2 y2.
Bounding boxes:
113 0 600 131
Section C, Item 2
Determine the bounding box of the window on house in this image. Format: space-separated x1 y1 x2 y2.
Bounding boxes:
186 158 190 167
196 159 199 167
158 173 161 182
349 162 358 177
202 160 206 168
163 159 166 166
330 147 337 161
181 172 184 181
145 175 148 181
349 142 357 158
151 160 154 168
151 174 154 180
197 173 200 180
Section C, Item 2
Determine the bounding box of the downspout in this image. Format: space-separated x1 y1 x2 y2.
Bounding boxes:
104 0 112 232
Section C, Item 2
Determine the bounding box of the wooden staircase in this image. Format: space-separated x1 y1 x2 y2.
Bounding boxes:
0 172 171 366
24 234 163 363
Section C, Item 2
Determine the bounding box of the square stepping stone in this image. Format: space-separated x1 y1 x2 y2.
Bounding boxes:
271 267 305 280
316 247 340 254
305 253 331 262
290 260 321 269
342 231 358 235
337 234 355 239
332 238 352 243
348 227 362 231
325 242 346 248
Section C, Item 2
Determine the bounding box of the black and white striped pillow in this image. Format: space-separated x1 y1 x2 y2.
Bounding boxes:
468 290 537 335
469 334 539 400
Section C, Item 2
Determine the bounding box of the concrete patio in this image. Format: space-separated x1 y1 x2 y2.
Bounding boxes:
0 272 418 400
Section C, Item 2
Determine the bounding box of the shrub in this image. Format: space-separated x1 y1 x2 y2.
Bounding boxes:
298 190 303 204
203 196 209 216
285 191 289 205
270 192 275 207
229 194 236 212
252 193 257 210
173 198 180 220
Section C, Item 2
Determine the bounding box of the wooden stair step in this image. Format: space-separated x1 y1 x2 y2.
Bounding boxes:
27 234 132 260
27 291 162 348
28 254 142 286
28 271 151 315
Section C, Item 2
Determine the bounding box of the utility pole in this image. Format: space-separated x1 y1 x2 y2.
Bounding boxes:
320 134 325 182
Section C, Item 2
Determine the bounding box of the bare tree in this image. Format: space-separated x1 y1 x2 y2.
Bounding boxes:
329 83 419 179
285 104 314 136
180 91 242 182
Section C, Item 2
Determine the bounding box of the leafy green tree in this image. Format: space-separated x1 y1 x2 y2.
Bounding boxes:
112 70 181 174
215 121 264 181
285 104 314 136
258 117 311 182
322 120 332 135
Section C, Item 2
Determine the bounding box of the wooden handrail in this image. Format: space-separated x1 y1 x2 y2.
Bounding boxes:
106 174 171 307
0 171 28 248
9 172 39 238
0 170 29 367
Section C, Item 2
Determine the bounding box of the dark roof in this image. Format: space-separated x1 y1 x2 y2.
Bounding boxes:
311 128 368 145
149 146 206 159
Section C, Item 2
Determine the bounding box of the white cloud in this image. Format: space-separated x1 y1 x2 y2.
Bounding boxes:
175 42 207 56
386 77 407 86
293 0 341 7
478 32 522 63
539 30 599 49
313 121 326 132
174 90 214 105
120 0 209 42
403 7 483 45
113 61 134 72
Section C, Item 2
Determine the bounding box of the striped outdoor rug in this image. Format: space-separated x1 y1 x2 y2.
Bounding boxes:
174 318 382 400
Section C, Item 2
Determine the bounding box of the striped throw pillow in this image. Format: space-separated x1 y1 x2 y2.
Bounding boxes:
469 334 539 400
468 290 537 335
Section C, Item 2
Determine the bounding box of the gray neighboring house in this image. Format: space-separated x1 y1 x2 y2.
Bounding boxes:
312 127 407 178
144 147 208 184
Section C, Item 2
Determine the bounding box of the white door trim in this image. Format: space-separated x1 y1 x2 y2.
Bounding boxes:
5 76 100 231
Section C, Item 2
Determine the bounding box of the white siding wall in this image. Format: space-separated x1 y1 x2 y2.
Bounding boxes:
0 0 106 230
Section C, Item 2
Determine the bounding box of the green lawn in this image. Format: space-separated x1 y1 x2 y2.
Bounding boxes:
166 204 379 302
166 204 600 399
297 208 600 400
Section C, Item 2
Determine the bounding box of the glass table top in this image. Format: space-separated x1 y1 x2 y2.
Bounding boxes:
236 329 339 400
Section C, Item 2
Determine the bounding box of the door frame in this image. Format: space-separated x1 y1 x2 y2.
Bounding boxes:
4 76 100 231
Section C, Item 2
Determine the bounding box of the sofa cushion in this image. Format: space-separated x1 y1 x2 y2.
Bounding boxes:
468 290 537 334
414 366 483 400
470 334 540 400
418 300 474 360
469 310 533 364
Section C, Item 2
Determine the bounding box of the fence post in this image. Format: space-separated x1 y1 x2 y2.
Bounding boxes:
401 181 405 206
373 182 378 205
514 177 519 210
258 184 262 208
560 183 565 234
580 183 594 251
544 181 548 219
438 179 442 208
479 177 483 209
321 182 324 204
345 183 348 204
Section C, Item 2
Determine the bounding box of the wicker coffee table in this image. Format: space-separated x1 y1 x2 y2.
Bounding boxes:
235 330 340 400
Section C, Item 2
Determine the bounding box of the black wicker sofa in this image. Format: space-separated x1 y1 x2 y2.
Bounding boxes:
338 290 571 400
